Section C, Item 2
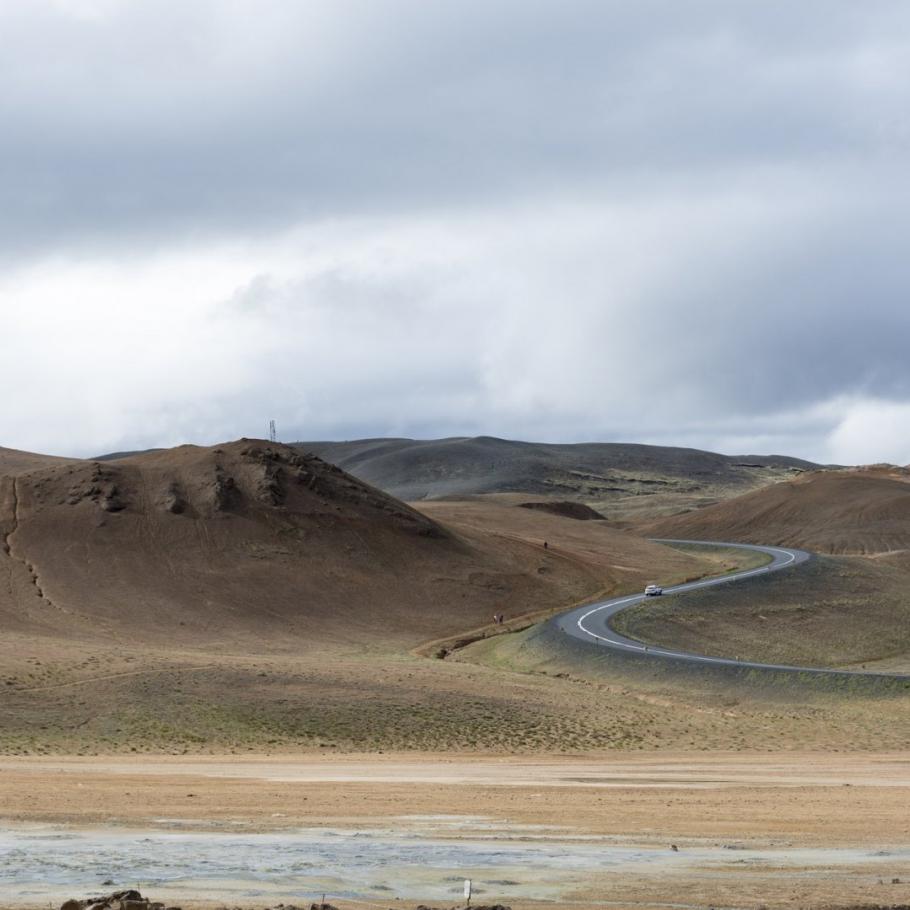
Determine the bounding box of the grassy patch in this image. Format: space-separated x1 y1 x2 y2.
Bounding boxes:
612 555 910 669
660 541 774 573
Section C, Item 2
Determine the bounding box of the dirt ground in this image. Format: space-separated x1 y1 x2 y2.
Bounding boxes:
2 753 909 910
1 752 909 842
2 445 910 907
644 466 910 554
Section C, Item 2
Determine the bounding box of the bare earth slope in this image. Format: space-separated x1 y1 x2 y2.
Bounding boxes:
297 436 822 522
4 440 905 756
0 438 767 754
0 445 78 476
646 466 910 555
6 439 702 650
628 469 910 670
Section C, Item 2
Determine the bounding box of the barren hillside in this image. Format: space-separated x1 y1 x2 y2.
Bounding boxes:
646 467 910 555
0 446 78 476
297 436 822 521
0 441 904 755
0 439 712 650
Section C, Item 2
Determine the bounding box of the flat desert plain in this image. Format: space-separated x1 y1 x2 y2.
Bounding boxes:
1 752 909 910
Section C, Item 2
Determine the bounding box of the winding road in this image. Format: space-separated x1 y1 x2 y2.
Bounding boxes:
552 538 897 677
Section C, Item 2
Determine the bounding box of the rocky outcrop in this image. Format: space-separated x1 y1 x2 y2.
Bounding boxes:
210 466 237 511
59 893 511 910
60 890 179 910
159 481 186 514
64 463 127 512
519 500 605 521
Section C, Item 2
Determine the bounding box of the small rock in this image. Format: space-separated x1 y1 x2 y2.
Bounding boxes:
120 900 150 910
162 491 185 514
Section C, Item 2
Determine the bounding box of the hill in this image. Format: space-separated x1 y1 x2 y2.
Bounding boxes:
1 440 907 755
4 438 702 649
611 549 910 672
0 437 754 754
518 500 605 520
644 466 910 555
0 445 78 476
297 436 823 521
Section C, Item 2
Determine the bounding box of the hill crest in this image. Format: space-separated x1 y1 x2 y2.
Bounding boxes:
294 436 826 521
645 467 910 555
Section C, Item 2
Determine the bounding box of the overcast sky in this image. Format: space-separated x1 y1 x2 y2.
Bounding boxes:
3 0 910 463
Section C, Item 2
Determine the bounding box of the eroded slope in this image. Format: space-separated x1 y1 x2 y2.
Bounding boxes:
646 467 910 555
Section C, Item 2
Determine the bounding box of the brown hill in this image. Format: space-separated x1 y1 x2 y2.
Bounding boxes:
295 436 824 522
1 441 890 756
0 445 77 476
518 500 605 520
645 467 910 555
0 439 712 651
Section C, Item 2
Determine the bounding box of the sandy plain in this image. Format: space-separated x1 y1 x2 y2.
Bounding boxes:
1 753 909 910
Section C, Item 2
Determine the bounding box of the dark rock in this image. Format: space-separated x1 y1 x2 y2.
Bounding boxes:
255 461 285 505
519 501 605 521
160 482 186 514
211 467 237 511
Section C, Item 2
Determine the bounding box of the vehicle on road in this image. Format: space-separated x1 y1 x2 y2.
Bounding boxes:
644 583 663 596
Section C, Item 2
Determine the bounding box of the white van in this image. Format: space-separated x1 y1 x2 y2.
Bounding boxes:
644 584 663 597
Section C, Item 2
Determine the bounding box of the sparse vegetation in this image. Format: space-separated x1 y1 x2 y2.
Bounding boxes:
612 554 910 671
300 436 819 522
646 466 910 554
2 440 910 758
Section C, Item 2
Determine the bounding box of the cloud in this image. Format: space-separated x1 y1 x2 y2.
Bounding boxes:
824 399 910 466
2 1 910 462
3 0 909 255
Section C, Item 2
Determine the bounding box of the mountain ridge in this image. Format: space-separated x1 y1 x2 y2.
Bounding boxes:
293 436 829 521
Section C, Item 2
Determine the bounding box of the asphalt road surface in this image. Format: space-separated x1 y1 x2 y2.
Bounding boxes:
552 538 891 676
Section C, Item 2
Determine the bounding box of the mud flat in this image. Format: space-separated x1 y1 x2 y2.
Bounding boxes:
1 754 909 908
1 819 909 909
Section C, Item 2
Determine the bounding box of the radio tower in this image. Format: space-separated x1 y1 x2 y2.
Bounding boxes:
268 419 277 443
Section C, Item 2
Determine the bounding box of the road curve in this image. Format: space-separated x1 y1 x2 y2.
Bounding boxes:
553 539 906 678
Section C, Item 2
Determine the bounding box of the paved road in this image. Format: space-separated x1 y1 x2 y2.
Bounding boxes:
553 538 895 677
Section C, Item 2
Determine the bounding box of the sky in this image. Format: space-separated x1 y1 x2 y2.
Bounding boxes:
2 1 910 464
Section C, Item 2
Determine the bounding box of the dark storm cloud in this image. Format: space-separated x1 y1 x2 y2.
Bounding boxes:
0 0 906 253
